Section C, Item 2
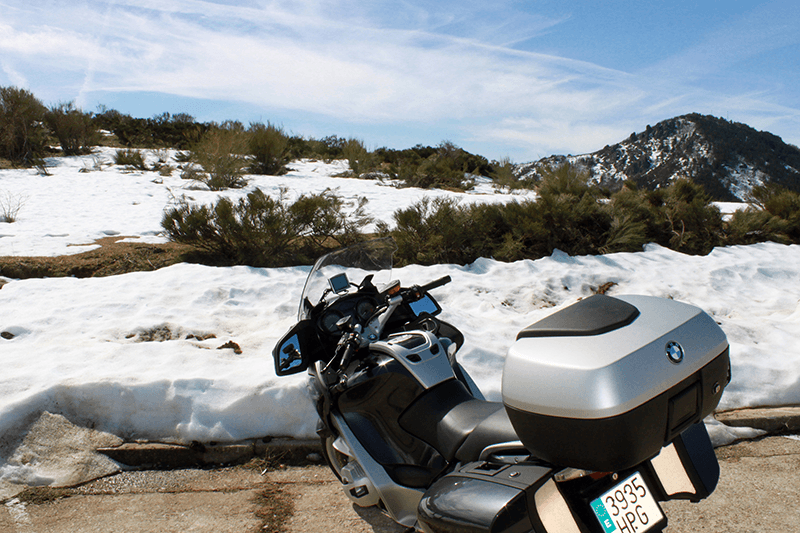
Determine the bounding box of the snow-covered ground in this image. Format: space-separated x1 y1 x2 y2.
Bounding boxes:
1 148 796 484
0 147 530 257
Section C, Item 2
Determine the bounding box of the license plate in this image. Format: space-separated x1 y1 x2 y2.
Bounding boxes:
590 473 665 533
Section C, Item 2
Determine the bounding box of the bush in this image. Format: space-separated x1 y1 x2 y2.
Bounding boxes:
488 157 521 189
190 127 249 190
0 86 48 165
161 189 371 266
341 138 375 177
656 179 723 254
527 163 612 256
391 197 482 265
44 102 98 156
93 108 206 148
389 165 728 266
114 149 147 170
1 191 26 223
725 185 800 244
247 122 289 175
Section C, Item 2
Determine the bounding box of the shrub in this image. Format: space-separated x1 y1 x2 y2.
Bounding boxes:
373 142 492 190
602 184 655 254
190 127 249 190
391 197 479 265
247 122 290 175
44 102 98 155
341 138 375 177
114 149 147 170
93 108 206 148
161 189 371 266
725 185 800 244
529 163 612 256
389 165 728 266
489 157 520 189
392 142 475 191
0 86 48 165
657 179 723 254
1 191 26 223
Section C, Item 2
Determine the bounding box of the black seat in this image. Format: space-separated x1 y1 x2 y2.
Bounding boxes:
398 379 521 463
454 406 520 462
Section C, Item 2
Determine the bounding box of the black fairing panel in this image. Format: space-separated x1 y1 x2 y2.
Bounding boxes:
336 356 445 484
517 294 640 339
417 476 531 533
399 379 515 462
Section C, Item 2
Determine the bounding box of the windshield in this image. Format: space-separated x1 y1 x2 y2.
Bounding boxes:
299 238 397 320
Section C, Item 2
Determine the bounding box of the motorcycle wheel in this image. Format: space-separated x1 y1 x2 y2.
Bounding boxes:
321 435 349 482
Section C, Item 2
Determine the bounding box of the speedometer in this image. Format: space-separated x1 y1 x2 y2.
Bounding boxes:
356 299 376 320
320 310 344 334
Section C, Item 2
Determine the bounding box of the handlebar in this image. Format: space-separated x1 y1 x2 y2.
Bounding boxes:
419 275 451 293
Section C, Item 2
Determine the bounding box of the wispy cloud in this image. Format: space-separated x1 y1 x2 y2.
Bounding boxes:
1 0 798 159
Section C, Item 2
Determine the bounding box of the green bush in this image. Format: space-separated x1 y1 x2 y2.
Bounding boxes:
602 184 655 254
725 185 800 244
655 179 723 254
391 197 482 265
488 157 522 190
93 108 206 149
162 189 371 266
247 122 289 175
388 165 729 266
0 86 48 165
341 138 375 177
372 142 491 190
189 127 249 190
114 149 147 170
389 142 476 190
44 102 98 156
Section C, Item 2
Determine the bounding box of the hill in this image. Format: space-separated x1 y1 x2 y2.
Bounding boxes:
516 114 800 201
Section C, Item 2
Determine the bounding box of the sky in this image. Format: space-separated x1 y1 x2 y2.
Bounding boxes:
1 0 799 162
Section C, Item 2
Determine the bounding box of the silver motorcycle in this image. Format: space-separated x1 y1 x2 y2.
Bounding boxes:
273 238 731 533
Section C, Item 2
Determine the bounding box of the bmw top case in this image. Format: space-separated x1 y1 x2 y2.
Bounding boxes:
502 294 730 471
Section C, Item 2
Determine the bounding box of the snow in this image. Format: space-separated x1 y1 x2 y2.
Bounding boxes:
0 148 528 257
2 149 798 483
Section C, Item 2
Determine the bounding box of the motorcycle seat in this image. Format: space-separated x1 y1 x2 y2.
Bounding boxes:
399 379 521 463
454 407 520 463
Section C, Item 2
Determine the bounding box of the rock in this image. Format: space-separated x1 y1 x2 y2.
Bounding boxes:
217 341 242 354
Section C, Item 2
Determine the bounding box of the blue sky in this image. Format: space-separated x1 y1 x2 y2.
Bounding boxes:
1 0 798 162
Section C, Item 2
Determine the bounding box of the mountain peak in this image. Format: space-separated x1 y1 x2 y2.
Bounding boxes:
517 114 800 201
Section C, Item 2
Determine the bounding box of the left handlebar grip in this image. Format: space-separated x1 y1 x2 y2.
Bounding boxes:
420 275 451 292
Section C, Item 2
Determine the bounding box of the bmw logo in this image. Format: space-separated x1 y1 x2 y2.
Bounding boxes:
666 341 684 364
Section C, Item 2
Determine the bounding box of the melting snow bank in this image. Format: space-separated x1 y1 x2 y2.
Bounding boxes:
1 242 800 482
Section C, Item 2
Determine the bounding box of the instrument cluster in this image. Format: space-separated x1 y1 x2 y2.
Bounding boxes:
317 295 379 335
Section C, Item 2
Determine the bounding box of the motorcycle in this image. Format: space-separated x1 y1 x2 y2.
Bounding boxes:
273 238 731 533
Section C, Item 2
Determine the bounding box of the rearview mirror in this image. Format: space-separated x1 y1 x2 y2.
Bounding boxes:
272 320 320 376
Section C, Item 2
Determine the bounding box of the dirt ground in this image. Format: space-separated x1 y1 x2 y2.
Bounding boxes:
2 436 797 533
0 237 195 279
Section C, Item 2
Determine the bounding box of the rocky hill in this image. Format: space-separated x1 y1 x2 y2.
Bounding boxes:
515 114 800 201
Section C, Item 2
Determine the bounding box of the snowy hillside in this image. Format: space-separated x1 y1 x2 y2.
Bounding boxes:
2 149 799 486
516 114 800 201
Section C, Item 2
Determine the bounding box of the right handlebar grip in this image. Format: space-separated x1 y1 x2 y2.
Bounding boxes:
420 275 451 292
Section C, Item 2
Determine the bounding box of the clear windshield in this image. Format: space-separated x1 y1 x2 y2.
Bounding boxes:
298 238 397 320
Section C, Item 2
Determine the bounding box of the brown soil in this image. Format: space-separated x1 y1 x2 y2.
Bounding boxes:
0 237 196 279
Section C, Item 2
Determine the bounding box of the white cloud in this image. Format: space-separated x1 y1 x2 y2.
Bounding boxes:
1 0 798 160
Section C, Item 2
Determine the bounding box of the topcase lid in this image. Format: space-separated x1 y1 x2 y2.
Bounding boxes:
516 294 640 340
